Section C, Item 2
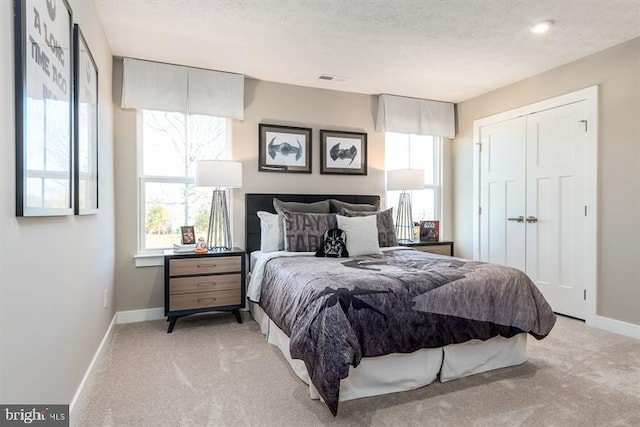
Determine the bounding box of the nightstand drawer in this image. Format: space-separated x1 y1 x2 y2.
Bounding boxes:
170 289 242 311
415 245 452 256
169 256 241 276
169 274 241 295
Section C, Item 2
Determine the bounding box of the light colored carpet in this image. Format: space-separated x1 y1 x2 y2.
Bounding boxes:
74 313 640 426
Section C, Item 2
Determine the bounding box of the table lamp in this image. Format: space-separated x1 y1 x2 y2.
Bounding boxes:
386 168 425 242
195 160 243 250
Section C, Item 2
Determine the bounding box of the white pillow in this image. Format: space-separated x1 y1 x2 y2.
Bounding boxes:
257 211 283 252
336 214 382 256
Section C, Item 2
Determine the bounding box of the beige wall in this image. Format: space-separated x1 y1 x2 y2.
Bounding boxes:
114 72 454 311
114 75 387 311
0 1 115 404
453 37 640 325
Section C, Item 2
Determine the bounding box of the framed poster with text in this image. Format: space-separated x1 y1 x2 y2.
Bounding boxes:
15 0 74 216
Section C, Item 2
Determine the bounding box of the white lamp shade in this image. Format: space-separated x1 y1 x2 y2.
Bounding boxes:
195 160 243 188
386 169 424 191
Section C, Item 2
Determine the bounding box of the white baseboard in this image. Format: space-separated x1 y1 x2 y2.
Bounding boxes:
117 307 164 324
115 306 249 324
69 313 117 422
592 315 640 340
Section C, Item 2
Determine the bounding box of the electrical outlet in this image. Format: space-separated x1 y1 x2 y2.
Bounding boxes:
103 289 108 308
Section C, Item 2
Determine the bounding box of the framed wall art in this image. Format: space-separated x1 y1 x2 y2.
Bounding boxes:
258 124 312 173
73 24 99 215
14 0 74 216
180 225 195 245
320 130 367 175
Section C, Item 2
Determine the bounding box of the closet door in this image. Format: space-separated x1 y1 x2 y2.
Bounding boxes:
478 116 526 271
525 101 588 319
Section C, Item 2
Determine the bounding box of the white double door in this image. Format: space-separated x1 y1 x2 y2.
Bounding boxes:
479 101 588 319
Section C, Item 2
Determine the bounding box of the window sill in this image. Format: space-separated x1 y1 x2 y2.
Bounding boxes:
134 253 164 268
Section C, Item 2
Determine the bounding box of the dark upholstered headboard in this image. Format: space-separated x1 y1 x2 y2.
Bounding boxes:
245 193 381 254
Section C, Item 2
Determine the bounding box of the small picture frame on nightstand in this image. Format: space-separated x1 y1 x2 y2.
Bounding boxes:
180 226 196 244
419 220 440 242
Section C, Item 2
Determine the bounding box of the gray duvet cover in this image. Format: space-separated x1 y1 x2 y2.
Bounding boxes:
254 248 556 415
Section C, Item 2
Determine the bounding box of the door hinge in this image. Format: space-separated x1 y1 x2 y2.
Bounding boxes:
479 206 482 215
579 120 588 132
584 205 588 216
475 142 482 151
584 289 587 300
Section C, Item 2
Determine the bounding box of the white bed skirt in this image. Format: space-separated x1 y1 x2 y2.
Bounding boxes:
249 302 526 402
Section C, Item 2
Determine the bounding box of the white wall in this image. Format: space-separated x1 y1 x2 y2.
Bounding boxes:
0 0 115 404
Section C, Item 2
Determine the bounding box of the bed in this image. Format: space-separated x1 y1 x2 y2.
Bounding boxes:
245 193 556 415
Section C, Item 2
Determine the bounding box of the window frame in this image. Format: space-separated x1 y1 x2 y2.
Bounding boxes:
385 133 443 223
136 110 231 255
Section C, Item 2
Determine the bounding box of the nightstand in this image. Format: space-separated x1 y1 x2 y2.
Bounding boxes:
164 248 246 333
400 240 454 256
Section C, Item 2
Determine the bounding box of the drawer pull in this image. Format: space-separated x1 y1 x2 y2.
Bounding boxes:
197 282 215 287
197 263 217 268
197 298 216 303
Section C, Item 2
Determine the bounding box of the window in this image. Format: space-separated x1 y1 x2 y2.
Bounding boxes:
385 132 441 221
139 110 229 252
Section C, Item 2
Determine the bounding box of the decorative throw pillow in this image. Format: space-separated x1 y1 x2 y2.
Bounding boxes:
282 211 337 252
273 199 331 250
341 208 398 247
257 211 282 252
328 199 380 213
336 214 382 256
315 228 349 258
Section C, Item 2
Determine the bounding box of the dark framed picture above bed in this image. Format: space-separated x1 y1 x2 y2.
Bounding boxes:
258 124 312 173
320 129 367 175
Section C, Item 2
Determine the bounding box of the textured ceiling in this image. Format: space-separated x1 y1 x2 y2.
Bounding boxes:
94 0 640 103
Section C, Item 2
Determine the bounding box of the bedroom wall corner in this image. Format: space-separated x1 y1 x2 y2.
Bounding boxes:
0 0 116 405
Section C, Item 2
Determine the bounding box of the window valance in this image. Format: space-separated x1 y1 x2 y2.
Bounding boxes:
121 58 244 119
376 94 455 137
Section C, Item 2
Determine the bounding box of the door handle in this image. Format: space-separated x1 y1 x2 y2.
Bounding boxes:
507 216 524 223
526 216 538 223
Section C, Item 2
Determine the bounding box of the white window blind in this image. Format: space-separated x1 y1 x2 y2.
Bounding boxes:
122 58 244 119
376 94 455 138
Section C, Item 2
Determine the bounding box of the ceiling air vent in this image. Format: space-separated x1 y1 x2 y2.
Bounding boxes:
318 74 349 83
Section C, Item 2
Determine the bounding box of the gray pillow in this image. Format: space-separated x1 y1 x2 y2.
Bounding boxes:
282 211 337 252
341 208 398 247
273 198 331 215
328 199 380 213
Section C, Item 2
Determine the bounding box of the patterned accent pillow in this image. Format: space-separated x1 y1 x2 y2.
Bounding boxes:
341 208 398 247
282 211 337 252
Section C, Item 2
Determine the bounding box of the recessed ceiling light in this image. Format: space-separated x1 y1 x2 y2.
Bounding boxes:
530 20 554 34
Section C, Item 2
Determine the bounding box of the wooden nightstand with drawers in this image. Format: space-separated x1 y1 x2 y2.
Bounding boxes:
400 240 454 257
164 248 246 333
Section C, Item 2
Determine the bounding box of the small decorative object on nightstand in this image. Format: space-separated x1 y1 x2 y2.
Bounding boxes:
400 240 454 257
164 247 246 333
